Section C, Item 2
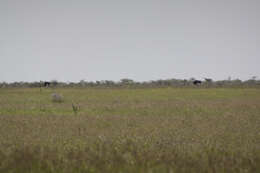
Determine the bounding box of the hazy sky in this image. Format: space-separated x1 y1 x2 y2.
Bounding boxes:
1 0 259 82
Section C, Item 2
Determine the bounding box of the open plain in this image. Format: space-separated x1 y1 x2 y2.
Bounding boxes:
0 87 260 172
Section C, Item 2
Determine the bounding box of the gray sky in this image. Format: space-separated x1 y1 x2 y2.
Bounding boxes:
1 0 259 82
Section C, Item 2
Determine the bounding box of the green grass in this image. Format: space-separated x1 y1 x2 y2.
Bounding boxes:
0 88 260 172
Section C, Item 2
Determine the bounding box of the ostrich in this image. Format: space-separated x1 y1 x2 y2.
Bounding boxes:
193 80 202 85
44 82 51 87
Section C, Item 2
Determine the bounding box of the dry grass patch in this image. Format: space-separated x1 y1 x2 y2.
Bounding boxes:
0 88 260 172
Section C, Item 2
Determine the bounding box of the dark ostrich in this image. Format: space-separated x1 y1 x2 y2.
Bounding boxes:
193 80 202 85
44 82 51 87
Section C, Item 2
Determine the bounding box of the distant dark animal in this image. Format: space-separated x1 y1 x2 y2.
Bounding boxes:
44 82 51 87
193 80 202 85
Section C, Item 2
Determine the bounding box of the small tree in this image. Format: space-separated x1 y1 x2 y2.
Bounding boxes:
204 78 213 87
120 78 134 85
51 80 58 87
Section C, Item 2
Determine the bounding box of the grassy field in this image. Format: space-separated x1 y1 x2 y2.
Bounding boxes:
0 87 260 172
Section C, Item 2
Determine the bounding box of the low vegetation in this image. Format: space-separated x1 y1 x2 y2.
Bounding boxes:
0 77 260 88
0 88 260 172
51 93 64 103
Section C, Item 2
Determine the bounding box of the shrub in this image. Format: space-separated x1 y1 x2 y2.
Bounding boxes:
51 93 64 103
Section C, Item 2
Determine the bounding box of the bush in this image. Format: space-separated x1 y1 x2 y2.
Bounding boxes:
51 93 64 103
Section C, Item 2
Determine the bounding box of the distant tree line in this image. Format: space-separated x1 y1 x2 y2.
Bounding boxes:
1 77 260 88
